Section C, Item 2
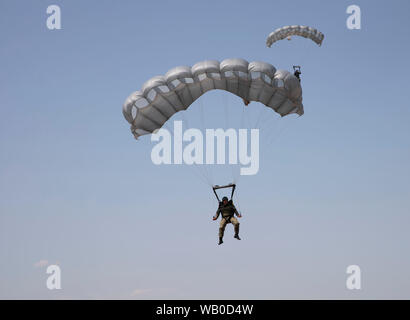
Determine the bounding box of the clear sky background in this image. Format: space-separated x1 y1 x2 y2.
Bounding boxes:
1 0 410 299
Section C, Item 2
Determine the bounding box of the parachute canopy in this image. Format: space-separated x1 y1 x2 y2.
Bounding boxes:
123 58 303 140
266 25 324 47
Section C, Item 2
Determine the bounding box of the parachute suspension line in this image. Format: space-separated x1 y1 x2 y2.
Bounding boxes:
155 120 211 186
259 109 279 129
240 100 246 130
259 114 283 146
239 98 247 181
262 123 288 159
223 93 237 184
188 164 213 186
179 109 213 187
198 96 213 185
237 98 251 185
253 105 267 129
223 92 229 129
184 160 213 186
190 159 213 186
243 101 250 131
256 107 284 143
227 100 247 186
235 97 255 186
265 116 299 149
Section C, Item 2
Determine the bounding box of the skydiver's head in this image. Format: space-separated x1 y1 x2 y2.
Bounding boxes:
222 197 228 205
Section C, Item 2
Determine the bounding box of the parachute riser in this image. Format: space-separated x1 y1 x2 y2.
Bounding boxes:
212 183 236 202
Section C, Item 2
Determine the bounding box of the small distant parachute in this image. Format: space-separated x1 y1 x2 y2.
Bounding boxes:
266 25 324 47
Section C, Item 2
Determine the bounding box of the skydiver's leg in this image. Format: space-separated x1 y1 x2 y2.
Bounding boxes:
231 217 241 240
219 218 228 244
219 218 228 238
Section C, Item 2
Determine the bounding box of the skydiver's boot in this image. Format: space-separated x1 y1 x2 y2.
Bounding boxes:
234 224 241 240
218 226 225 245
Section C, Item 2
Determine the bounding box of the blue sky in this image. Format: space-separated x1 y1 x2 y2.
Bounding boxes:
1 0 410 299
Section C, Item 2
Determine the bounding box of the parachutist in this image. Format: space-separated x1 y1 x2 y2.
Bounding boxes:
293 65 301 82
213 196 242 245
294 70 301 81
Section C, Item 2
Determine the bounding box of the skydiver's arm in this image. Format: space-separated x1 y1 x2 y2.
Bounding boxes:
233 205 241 217
214 208 221 219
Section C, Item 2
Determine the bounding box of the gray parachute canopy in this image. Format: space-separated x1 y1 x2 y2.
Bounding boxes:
123 58 303 140
266 25 324 47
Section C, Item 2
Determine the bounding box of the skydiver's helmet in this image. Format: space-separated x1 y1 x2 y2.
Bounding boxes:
222 196 229 205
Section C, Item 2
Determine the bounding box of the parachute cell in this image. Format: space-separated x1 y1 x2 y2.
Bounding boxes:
266 25 324 47
122 58 303 139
